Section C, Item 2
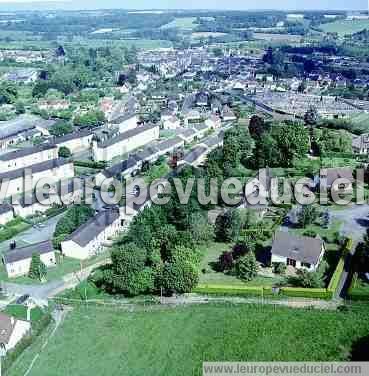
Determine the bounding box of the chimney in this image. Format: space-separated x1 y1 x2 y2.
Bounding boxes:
10 241 16 250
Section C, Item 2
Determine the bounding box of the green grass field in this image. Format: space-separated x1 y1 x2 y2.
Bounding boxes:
161 17 197 30
321 19 369 35
7 304 369 375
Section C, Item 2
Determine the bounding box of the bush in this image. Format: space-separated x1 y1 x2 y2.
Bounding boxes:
235 252 258 282
273 262 287 275
217 251 234 272
160 259 199 295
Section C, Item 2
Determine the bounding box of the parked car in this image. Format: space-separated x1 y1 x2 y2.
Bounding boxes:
16 294 30 305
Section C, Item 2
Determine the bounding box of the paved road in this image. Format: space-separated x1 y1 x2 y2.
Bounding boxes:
329 204 369 298
2 259 109 302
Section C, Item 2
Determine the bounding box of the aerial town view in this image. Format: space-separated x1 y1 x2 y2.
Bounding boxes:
0 0 369 375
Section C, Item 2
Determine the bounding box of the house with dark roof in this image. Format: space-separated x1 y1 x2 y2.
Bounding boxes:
271 232 325 271
92 124 159 162
13 177 84 217
61 208 125 260
319 168 355 193
0 313 31 351
0 115 55 150
180 145 209 167
0 143 58 173
2 240 56 278
95 157 139 186
0 158 74 198
52 130 93 154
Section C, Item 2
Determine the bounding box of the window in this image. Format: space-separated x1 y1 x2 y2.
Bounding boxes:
301 262 311 268
286 258 296 267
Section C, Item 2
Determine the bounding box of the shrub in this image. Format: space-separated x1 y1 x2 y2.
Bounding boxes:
217 251 234 272
235 252 258 282
193 284 263 297
273 262 287 275
160 259 199 295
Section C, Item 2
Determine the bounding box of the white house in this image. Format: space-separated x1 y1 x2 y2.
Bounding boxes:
2 240 56 278
110 113 138 134
53 131 93 154
61 208 125 260
0 313 31 351
271 232 325 272
205 115 221 129
92 125 160 162
13 178 84 217
163 116 181 130
0 144 58 173
0 158 75 198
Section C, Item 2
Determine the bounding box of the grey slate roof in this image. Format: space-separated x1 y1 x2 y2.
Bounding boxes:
0 313 16 345
271 232 324 265
0 203 13 215
324 168 355 187
53 130 93 144
67 209 120 247
183 146 208 164
102 157 138 179
0 144 57 162
201 135 221 149
97 124 158 148
155 136 184 152
0 158 71 181
0 115 55 140
133 147 159 163
3 240 54 264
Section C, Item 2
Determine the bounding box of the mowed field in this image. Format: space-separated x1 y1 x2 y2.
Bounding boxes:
8 304 369 376
321 19 369 35
161 17 197 30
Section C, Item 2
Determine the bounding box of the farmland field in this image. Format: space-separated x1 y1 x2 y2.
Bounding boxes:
161 17 197 30
320 19 369 35
7 304 369 376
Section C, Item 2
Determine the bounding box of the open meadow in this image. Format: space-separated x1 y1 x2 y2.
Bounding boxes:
321 19 369 35
7 304 369 376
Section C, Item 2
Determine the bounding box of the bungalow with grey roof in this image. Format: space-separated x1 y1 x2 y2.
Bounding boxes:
271 232 325 272
2 240 56 278
61 208 125 260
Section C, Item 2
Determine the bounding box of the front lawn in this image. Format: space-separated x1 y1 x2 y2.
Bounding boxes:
7 304 369 376
198 242 282 287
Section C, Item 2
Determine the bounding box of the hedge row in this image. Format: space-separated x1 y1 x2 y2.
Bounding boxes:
279 287 331 300
74 160 107 169
347 274 369 301
193 284 264 297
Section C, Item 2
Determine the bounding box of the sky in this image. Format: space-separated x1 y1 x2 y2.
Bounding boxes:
0 0 367 10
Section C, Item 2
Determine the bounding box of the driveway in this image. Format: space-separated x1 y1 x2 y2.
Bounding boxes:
0 213 64 255
329 204 369 241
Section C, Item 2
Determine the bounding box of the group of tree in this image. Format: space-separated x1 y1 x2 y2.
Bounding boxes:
73 110 105 128
217 240 258 282
90 167 215 297
49 121 74 137
0 82 18 105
